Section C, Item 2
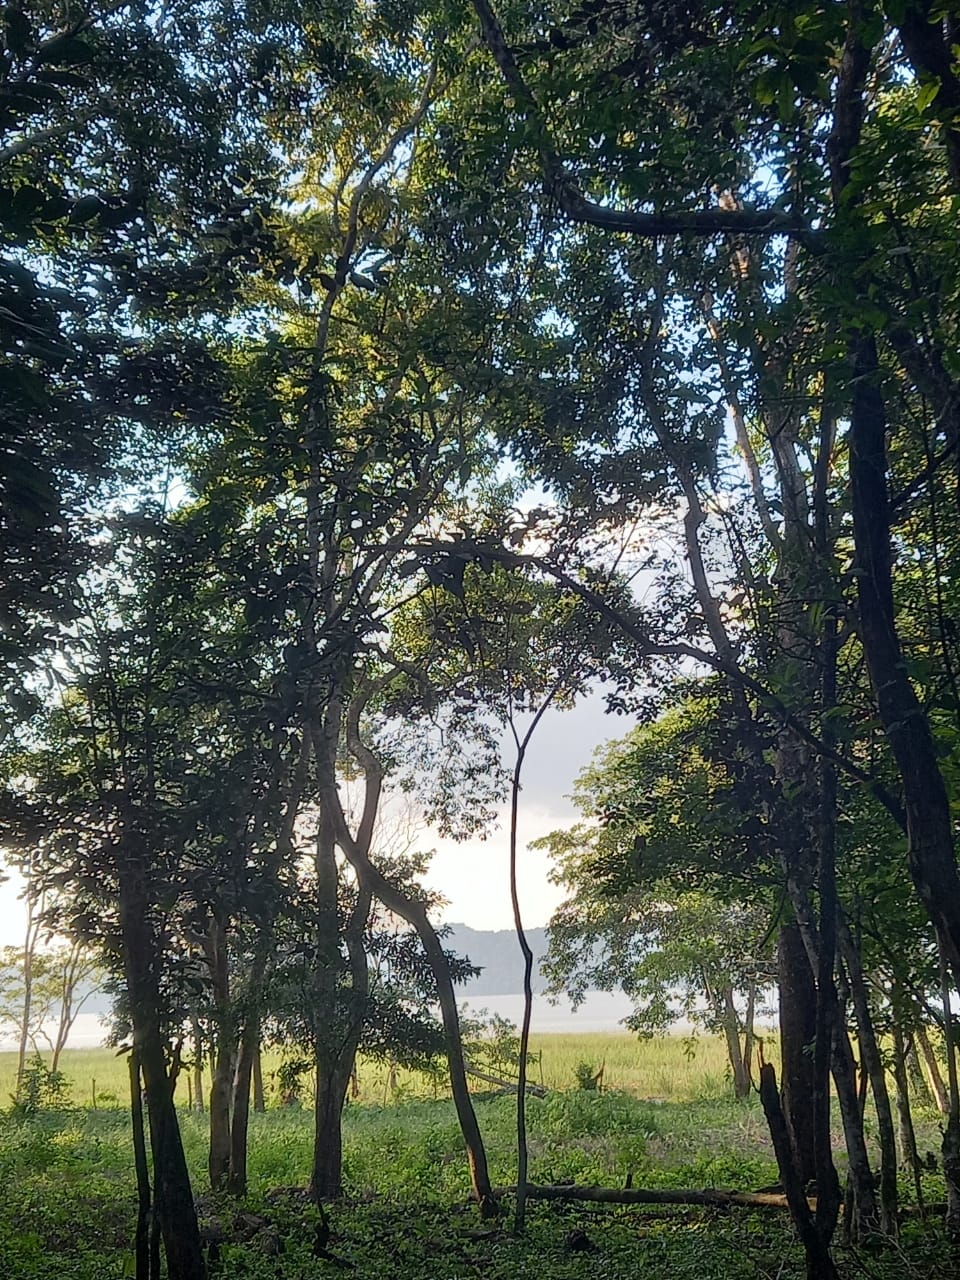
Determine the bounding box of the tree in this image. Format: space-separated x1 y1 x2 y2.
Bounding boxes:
0 940 103 1076
541 705 774 1098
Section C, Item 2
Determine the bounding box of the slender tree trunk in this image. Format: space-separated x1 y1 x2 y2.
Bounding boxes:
814 587 843 1246
788 888 873 1238
118 856 205 1280
51 944 83 1074
16 895 40 1093
207 918 233 1192
313 686 496 1215
743 981 757 1093
832 1022 878 1240
308 812 354 1202
253 1046 265 1113
917 1024 950 1116
779 922 818 1184
891 1022 923 1209
397 886 497 1215
130 1050 152 1280
509 742 536 1233
720 987 750 1099
227 934 276 1196
759 1063 840 1280
191 1015 205 1114
940 958 960 1235
839 923 897 1234
226 1017 257 1197
847 333 960 984
905 1036 931 1106
350 856 498 1214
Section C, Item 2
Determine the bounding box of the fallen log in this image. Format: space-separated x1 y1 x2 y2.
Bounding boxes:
496 1183 811 1211
464 1062 547 1097
493 1182 942 1219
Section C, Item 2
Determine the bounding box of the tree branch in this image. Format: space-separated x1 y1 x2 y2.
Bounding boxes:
469 0 809 241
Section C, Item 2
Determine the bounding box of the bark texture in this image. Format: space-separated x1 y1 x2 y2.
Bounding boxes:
119 855 205 1280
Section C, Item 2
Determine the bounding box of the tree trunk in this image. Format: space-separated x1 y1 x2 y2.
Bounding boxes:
311 1054 356 1200
349 856 497 1214
905 1036 931 1106
743 981 757 1093
313 685 496 1215
779 921 818 1185
118 857 205 1280
51 943 85 1074
891 1023 923 1208
917 1024 950 1116
16 895 40 1093
759 1063 840 1280
832 1023 878 1240
206 918 233 1192
208 1047 233 1191
227 936 275 1196
944 1117 960 1236
941 959 960 1235
309 811 352 1202
253 1046 265 1113
786 890 873 1239
838 923 897 1234
720 987 750 1099
191 1015 205 1114
226 1017 257 1197
130 1050 152 1280
847 332 960 985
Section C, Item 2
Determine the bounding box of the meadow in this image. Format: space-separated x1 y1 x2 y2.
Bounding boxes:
0 1034 953 1280
0 1032 751 1109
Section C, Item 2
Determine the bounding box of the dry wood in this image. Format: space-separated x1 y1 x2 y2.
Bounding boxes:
494 1182 813 1211
464 1061 547 1097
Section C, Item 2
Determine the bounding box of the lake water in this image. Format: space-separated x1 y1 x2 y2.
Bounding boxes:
0 991 648 1052
459 990 643 1033
0 1011 109 1051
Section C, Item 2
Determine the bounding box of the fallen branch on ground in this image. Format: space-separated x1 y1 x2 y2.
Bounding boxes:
495 1183 811 1210
464 1062 547 1097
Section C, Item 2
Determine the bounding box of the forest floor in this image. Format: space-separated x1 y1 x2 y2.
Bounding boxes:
0 1035 954 1279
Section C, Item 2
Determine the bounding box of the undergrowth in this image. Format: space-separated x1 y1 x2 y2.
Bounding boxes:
0 1046 953 1279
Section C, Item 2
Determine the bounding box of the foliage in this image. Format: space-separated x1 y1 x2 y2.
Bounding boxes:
0 942 103 1066
542 704 775 1040
573 1060 599 1091
4 0 960 1266
0 1051 953 1279
7 1054 71 1116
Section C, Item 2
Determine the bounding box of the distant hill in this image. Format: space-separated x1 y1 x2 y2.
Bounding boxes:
49 924 556 1022
443 923 551 996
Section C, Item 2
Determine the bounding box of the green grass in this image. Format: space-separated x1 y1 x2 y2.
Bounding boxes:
0 1037 953 1280
0 1031 771 1110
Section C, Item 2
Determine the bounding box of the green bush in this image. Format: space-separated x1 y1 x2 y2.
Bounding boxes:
573 1060 600 1090
9 1057 73 1117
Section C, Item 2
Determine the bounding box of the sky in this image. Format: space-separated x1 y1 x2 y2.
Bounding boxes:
0 688 625 950
425 691 621 930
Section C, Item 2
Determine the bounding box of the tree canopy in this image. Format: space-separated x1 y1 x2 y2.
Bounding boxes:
5 1 960 1277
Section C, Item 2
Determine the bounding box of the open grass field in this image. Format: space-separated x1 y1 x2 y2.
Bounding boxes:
0 1035 952 1280
0 1031 768 1110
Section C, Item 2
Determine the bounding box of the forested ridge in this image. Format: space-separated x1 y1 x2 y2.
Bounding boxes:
3 0 960 1277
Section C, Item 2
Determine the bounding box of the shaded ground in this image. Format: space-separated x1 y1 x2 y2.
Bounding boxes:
0 1090 953 1279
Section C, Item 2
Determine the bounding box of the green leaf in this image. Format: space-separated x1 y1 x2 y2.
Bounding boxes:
916 79 940 113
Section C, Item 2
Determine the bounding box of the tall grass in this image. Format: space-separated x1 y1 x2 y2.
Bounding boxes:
0 1031 780 1111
